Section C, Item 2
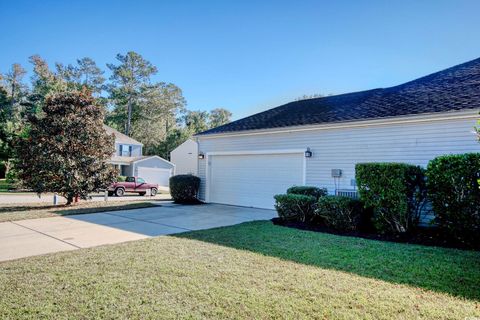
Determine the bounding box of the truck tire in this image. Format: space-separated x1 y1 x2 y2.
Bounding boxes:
151 188 158 196
115 188 125 197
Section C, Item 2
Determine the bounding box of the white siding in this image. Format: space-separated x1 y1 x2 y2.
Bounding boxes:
170 139 198 175
197 112 479 201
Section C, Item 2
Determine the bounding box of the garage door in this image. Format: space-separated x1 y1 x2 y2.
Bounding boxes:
137 167 172 187
208 152 304 209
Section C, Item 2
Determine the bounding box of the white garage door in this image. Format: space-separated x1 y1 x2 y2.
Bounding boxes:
208 152 304 209
137 167 172 187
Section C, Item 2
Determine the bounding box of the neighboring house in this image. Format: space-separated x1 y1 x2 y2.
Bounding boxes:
194 58 480 209
104 125 175 187
170 139 198 175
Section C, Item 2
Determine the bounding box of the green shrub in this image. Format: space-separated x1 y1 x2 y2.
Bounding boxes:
169 174 201 203
287 186 328 200
426 153 480 244
274 193 317 222
315 196 364 231
356 163 427 234
117 176 127 182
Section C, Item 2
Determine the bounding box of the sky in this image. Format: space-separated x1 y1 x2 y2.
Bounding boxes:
1 0 480 120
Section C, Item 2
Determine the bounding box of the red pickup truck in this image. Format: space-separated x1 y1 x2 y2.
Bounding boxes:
108 177 158 197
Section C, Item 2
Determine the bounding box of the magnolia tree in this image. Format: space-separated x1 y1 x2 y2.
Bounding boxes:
16 88 116 204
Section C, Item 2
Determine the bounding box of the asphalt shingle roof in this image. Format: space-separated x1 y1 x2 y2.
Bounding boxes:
198 57 480 135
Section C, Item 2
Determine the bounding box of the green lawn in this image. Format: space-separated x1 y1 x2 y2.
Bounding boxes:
0 221 479 319
0 179 12 192
0 201 159 222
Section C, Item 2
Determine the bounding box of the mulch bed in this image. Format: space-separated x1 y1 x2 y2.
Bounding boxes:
271 218 478 251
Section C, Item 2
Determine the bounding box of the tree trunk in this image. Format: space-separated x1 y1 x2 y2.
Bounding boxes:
126 99 132 136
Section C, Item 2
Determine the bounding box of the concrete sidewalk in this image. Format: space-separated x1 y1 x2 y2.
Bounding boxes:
0 203 276 262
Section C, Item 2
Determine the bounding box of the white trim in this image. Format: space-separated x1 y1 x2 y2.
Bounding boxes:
205 149 307 203
132 155 176 167
196 110 479 140
206 149 306 156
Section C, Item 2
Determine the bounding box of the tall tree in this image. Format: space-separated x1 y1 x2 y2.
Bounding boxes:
0 86 11 162
1 63 27 120
25 55 67 116
107 52 157 136
56 57 105 94
130 82 186 154
183 110 210 134
154 127 191 160
16 89 116 204
209 108 232 128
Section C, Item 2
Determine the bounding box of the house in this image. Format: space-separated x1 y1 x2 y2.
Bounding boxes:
194 58 480 209
104 125 175 187
170 139 198 175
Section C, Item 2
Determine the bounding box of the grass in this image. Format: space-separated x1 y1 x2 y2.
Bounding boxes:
0 201 159 222
0 221 479 319
0 179 12 192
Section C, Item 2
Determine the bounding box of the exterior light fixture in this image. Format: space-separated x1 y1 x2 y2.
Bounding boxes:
305 148 313 158
198 153 205 159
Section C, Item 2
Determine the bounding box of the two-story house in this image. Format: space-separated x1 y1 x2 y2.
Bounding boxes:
104 125 175 187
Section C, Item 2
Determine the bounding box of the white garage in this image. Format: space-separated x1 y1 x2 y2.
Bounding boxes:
137 167 172 187
195 58 480 209
132 156 175 188
206 151 305 209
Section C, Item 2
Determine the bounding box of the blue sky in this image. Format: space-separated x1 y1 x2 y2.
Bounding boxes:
1 0 480 120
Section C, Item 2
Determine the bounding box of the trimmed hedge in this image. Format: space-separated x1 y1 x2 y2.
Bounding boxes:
287 186 328 200
274 193 316 222
356 162 427 234
169 174 201 203
315 196 364 231
426 153 480 244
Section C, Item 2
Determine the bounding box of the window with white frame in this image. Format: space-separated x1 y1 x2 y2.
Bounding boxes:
119 144 133 156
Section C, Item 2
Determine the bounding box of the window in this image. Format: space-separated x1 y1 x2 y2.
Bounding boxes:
119 144 133 156
125 177 135 182
137 178 145 183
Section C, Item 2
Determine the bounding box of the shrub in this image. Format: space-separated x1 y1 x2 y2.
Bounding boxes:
426 153 480 244
274 193 316 222
117 176 127 182
169 174 201 203
315 196 364 231
287 186 328 200
356 163 427 234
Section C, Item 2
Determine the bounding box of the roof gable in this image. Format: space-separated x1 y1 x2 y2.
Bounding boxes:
103 125 143 146
198 57 480 135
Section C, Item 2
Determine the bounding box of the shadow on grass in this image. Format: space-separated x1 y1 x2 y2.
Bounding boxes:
53 202 158 216
173 220 480 301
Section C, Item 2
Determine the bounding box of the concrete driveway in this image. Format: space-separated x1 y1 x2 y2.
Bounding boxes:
0 203 276 262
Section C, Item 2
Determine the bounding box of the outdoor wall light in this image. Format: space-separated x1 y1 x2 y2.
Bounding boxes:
304 148 313 158
198 153 205 159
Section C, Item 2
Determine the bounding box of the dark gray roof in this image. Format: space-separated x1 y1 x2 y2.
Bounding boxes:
198 57 480 135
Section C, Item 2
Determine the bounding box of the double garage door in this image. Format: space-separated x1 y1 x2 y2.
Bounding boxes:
208 152 305 209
